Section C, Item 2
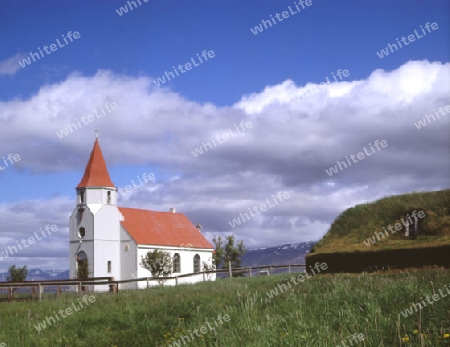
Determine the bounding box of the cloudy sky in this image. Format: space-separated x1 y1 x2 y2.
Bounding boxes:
0 0 449 271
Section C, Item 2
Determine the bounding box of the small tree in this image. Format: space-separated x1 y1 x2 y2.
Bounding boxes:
213 235 246 277
7 265 28 282
141 249 173 286
76 260 89 279
212 236 225 269
224 235 246 275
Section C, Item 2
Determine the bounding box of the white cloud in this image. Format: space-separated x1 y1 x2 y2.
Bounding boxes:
0 60 449 269
0 53 26 76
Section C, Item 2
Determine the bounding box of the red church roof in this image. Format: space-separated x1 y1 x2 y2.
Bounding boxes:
77 139 115 188
119 207 214 249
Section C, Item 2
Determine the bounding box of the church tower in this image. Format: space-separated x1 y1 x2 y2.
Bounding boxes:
69 138 123 288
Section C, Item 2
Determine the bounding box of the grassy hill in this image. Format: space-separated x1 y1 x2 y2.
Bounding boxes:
310 189 450 255
0 269 449 346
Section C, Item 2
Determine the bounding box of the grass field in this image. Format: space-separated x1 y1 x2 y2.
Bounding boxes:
311 189 450 254
0 268 449 346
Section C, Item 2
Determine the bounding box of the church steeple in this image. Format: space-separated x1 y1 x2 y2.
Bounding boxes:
77 138 115 188
70 136 122 285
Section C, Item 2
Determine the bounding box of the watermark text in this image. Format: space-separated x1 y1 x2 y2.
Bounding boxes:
56 102 118 139
34 295 96 332
250 0 313 35
0 153 21 171
414 104 450 129
19 31 81 68
153 50 215 87
376 22 438 59
229 191 290 228
191 121 252 158
325 140 388 177
0 224 58 261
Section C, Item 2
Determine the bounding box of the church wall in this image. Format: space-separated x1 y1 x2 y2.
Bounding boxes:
92 240 120 291
93 205 121 240
119 226 138 290
136 246 215 289
91 205 122 289
84 188 117 205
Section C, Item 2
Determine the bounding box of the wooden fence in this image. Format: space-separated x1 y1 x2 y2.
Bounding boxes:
0 277 115 301
0 263 305 301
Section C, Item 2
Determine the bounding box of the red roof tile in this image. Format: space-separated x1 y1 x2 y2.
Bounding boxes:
119 207 214 249
77 139 115 188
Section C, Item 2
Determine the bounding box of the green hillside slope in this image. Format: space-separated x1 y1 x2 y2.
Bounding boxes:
311 189 450 254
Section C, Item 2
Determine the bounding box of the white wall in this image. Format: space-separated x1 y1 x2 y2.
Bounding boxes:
78 187 118 206
69 187 123 292
136 246 215 289
119 225 138 290
91 205 122 291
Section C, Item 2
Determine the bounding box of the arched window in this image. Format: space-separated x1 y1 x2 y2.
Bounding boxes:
78 227 86 238
193 254 201 273
107 261 112 273
107 191 111 204
77 251 87 262
173 253 181 273
79 191 85 204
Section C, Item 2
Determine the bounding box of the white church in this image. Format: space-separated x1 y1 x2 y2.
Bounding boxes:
69 138 215 290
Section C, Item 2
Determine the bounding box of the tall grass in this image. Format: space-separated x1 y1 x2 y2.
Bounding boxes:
0 268 449 346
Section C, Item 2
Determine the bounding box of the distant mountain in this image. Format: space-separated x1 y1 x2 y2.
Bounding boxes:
0 268 69 282
241 242 315 268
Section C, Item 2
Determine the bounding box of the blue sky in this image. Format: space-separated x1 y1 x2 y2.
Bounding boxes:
0 0 449 270
2 0 449 105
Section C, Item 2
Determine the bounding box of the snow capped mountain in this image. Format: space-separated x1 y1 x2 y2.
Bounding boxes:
242 242 315 267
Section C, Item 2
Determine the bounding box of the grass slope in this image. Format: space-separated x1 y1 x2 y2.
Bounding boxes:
0 269 449 346
311 189 450 254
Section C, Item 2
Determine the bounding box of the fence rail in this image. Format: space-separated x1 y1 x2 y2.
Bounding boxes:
0 263 305 301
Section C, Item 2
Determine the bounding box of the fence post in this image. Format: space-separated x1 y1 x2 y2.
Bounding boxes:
78 282 82 297
147 278 149 289
288 265 291 275
269 266 272 275
175 276 179 286
228 261 232 278
109 277 115 293
7 287 12 300
248 267 252 277
57 286 61 298
203 272 206 282
38 284 42 301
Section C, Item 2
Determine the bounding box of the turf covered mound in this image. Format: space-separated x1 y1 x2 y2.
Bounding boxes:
306 189 450 272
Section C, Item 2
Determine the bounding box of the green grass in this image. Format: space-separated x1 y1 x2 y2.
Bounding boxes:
312 189 450 254
0 268 449 346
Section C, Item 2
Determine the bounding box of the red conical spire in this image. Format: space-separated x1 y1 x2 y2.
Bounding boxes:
77 139 115 188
